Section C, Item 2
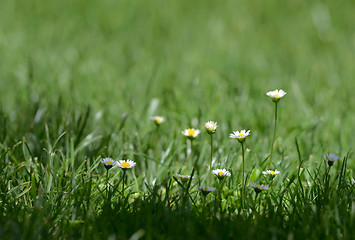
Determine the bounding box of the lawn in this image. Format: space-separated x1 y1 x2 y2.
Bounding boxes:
0 0 354 239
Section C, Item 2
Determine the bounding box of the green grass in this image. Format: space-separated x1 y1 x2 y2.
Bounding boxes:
0 0 354 239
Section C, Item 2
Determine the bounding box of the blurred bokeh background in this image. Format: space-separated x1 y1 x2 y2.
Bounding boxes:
0 0 354 162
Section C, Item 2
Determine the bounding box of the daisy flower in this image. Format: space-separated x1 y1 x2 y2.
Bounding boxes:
266 89 287 103
181 128 201 139
204 121 217 134
151 116 165 125
176 174 194 183
101 158 116 170
229 129 250 143
230 129 250 208
250 182 269 194
116 159 136 169
262 169 280 176
197 186 216 196
212 169 231 180
325 153 339 167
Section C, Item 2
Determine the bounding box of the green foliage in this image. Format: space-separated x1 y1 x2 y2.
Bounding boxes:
0 0 354 239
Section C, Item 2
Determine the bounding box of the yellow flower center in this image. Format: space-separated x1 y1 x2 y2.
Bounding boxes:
270 171 275 174
257 184 261 188
218 172 224 175
188 129 195 136
203 187 209 191
260 186 263 189
238 134 245 138
120 162 130 168
181 175 185 178
107 161 113 164
156 118 163 123
276 93 280 98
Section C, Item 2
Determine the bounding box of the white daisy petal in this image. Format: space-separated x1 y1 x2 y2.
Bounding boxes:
117 159 136 169
101 158 116 170
204 121 218 134
262 169 280 176
229 129 251 143
197 186 216 196
181 128 201 139
266 89 287 103
325 153 339 167
250 181 270 193
212 169 231 180
176 174 194 183
151 116 165 125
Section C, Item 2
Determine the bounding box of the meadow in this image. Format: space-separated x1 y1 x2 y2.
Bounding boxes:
0 0 354 239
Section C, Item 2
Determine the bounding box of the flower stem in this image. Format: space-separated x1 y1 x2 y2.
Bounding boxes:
106 169 109 199
254 193 258 213
187 139 193 159
155 125 160 161
209 134 213 185
241 142 245 209
325 166 331 192
269 102 278 167
258 193 261 212
190 139 194 156
218 179 224 211
122 170 126 200
187 139 194 170
202 195 206 215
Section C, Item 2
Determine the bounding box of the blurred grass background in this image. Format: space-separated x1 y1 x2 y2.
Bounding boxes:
1 0 354 160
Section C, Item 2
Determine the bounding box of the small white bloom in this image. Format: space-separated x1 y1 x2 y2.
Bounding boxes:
250 182 269 193
197 186 216 196
325 153 339 167
151 116 165 125
266 89 287 103
116 159 136 169
229 129 250 143
262 169 280 176
101 158 116 170
176 174 194 183
181 128 201 139
212 169 231 180
204 121 217 134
